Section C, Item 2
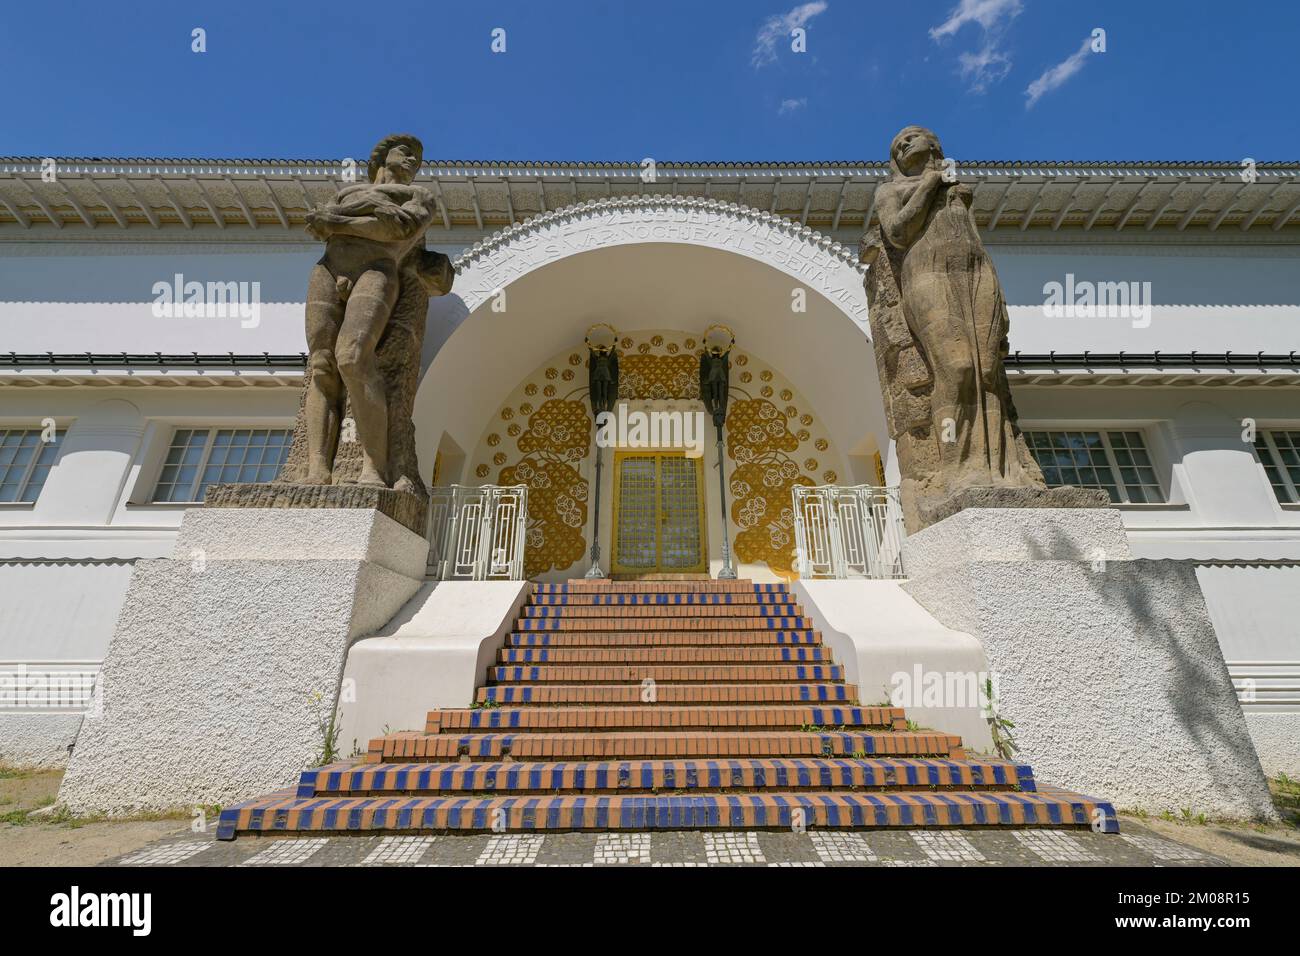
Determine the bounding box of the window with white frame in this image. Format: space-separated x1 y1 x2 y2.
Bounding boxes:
0 427 63 503
152 427 293 503
1023 429 1165 504
1254 430 1300 504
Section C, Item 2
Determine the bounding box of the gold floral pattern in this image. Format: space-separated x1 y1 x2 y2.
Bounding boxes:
726 397 822 577
468 332 841 580
505 399 592 576
619 353 698 400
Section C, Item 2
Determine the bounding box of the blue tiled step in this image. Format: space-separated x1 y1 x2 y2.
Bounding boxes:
297 757 1035 797
506 630 821 647
497 646 832 664
475 683 860 705
488 664 845 683
218 786 1117 839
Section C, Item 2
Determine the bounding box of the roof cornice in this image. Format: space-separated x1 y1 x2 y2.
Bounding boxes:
2 159 1298 236
3 158 1298 175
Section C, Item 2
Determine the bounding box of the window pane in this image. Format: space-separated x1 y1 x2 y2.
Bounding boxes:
1258 431 1300 503
0 428 61 502
1027 429 1163 504
155 427 292 502
1106 431 1165 503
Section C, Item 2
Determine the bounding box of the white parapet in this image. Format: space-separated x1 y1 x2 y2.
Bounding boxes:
57 507 427 814
794 579 994 750
901 507 1278 820
336 580 531 754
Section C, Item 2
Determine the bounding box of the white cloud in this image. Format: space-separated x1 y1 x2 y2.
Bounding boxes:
778 97 808 115
929 0 1022 93
1024 36 1093 109
958 45 1012 93
930 0 1022 41
752 2 828 69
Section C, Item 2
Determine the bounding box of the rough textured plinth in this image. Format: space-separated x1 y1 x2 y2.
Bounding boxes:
902 508 1277 820
903 505 1131 572
203 481 427 536
915 485 1112 530
57 508 426 814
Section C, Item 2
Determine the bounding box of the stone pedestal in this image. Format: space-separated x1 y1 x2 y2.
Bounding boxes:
203 481 427 536
58 508 427 814
902 508 1276 819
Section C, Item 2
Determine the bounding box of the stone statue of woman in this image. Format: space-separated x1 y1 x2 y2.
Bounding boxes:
863 126 1105 530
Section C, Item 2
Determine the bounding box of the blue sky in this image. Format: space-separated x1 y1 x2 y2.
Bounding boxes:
5 0 1297 161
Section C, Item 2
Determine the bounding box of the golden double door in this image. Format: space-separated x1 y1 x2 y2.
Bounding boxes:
611 451 708 575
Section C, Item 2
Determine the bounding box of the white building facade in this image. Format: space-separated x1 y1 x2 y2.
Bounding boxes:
1 157 1297 776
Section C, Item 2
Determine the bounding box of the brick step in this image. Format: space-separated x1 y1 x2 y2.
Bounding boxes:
498 646 833 665
507 631 822 648
509 630 818 645
520 603 804 618
534 581 789 595
217 785 1118 838
427 704 904 734
516 617 815 632
612 573 714 580
489 664 845 684
366 730 963 762
298 757 1034 797
529 592 795 607
476 683 861 705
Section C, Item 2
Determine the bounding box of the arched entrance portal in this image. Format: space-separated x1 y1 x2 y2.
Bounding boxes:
413 196 889 581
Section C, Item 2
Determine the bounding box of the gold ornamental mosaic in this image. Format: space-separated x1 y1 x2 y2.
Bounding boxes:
468 331 842 579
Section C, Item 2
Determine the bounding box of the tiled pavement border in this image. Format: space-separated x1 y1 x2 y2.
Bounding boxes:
102 825 1226 868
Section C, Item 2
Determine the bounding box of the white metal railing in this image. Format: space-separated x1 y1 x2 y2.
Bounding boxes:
1228 662 1300 707
792 484 906 579
426 484 529 581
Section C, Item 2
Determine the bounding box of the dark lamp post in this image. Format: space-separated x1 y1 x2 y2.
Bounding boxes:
584 324 618 579
699 324 737 580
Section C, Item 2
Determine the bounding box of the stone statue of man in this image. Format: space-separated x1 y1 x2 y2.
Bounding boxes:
863 126 1106 530
301 133 441 487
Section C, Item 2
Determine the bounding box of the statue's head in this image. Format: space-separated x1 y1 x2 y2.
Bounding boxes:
889 126 943 179
368 133 424 184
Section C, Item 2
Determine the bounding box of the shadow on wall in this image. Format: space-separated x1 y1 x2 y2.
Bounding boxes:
1018 523 1268 809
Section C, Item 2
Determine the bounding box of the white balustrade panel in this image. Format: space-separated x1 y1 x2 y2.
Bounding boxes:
792 485 905 579
426 485 528 581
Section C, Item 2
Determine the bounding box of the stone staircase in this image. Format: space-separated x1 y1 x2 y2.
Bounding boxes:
217 579 1117 839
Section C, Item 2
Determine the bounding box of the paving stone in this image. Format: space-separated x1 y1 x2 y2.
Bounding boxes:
475 834 545 865
594 832 653 864
359 836 436 866
238 837 330 867
703 831 765 864
101 822 1234 867
911 830 986 863
1120 833 1209 861
117 840 211 866
1014 829 1102 863
810 830 879 863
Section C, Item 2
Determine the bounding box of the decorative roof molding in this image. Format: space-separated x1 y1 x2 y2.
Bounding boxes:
1005 351 1300 387
2 158 1298 234
3 158 1299 177
451 194 865 274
